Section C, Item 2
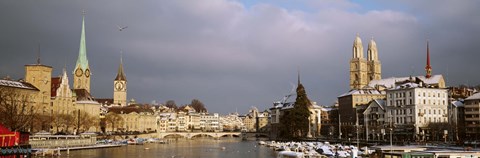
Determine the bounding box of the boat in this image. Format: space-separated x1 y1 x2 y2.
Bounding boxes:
277 151 304 158
127 138 145 145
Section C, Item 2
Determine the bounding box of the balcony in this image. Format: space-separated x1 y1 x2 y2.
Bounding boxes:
418 113 424 117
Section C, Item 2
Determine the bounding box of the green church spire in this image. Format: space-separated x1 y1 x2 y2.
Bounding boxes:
75 12 89 70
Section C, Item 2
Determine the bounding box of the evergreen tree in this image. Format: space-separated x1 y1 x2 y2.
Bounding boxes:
279 81 312 140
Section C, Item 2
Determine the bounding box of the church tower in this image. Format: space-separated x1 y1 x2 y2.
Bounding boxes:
113 54 127 106
367 38 382 82
425 41 432 78
73 13 91 92
350 34 368 89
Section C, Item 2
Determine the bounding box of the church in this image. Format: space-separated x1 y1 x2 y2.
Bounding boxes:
16 13 129 133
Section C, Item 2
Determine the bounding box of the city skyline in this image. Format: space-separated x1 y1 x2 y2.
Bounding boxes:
1 0 479 114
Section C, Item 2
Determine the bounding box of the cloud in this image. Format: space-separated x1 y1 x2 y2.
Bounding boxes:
0 0 479 114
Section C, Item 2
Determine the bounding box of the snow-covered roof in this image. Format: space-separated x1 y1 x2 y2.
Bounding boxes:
390 82 420 90
466 92 480 100
451 100 464 107
0 79 39 91
338 88 383 98
368 74 443 88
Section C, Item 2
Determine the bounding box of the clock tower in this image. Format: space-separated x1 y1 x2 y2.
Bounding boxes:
73 13 91 92
114 55 127 106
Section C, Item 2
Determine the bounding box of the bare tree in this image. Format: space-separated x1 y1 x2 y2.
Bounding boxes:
165 100 178 110
190 99 207 113
105 112 124 132
0 86 36 131
72 110 98 133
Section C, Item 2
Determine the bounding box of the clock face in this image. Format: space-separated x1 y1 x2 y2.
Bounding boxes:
115 82 124 91
75 69 83 77
85 69 90 78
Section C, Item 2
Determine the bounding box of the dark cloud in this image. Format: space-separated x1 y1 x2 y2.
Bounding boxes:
1 0 479 114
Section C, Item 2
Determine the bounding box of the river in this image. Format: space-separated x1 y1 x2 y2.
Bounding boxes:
59 138 277 158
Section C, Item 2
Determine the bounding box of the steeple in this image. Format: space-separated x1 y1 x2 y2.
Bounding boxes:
75 12 89 71
425 40 432 78
353 33 364 59
367 37 378 61
115 53 127 81
297 68 300 85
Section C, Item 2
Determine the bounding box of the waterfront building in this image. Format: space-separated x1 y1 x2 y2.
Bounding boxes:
0 79 39 131
338 87 385 126
220 113 244 132
362 99 386 141
24 61 52 116
241 107 270 132
463 92 480 140
200 113 221 132
387 79 448 141
113 55 127 106
107 105 157 133
319 104 339 138
449 99 465 142
50 68 75 133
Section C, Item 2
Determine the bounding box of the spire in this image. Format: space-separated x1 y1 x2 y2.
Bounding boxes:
367 37 378 61
353 33 364 59
297 68 301 85
37 44 41 64
115 52 127 81
75 11 89 70
425 40 432 78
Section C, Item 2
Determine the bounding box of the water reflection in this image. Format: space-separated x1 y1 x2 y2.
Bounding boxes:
60 138 276 158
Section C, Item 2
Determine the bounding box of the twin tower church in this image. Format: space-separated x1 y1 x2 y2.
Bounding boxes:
350 34 382 90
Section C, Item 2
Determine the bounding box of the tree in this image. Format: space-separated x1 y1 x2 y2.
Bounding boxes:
279 83 312 140
72 110 98 133
165 100 178 110
0 86 36 132
105 112 124 132
190 99 207 112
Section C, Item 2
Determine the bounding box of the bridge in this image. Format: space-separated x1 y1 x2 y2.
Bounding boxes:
158 132 242 139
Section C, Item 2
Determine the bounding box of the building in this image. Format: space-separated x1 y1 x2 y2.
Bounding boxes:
24 62 52 116
363 99 386 141
340 35 385 126
350 35 381 90
338 87 386 126
387 79 448 141
464 92 480 140
50 68 75 133
0 79 39 132
107 105 157 133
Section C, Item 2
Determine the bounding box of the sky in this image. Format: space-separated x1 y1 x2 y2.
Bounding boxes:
1 0 479 114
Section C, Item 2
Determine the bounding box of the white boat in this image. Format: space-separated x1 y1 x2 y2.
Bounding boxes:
277 151 304 158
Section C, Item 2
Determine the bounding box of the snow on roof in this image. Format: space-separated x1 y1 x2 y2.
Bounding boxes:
466 92 480 100
368 75 443 88
451 100 464 107
373 99 386 110
0 79 39 91
338 88 383 98
390 82 420 90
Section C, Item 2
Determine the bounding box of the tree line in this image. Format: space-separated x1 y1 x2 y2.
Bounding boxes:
165 99 208 112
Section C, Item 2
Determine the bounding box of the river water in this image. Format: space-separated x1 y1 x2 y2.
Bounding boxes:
59 138 277 158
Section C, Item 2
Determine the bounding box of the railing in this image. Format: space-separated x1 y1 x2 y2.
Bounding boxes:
29 137 96 148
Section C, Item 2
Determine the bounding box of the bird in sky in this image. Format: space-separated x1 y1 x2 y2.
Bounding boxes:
117 25 128 31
